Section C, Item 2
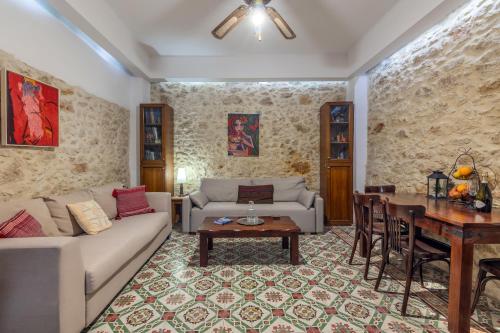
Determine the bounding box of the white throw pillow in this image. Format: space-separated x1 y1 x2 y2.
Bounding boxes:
298 190 316 209
66 200 112 235
190 191 209 208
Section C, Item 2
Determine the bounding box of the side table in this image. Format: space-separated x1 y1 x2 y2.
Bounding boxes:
171 196 186 225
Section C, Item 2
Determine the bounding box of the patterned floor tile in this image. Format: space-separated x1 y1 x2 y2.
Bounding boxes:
85 227 499 333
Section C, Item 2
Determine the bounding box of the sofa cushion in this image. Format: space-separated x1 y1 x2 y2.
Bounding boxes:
44 191 92 236
252 177 306 201
89 182 124 219
0 210 45 238
237 185 274 204
190 191 209 208
112 186 154 219
67 200 112 235
0 198 60 236
298 190 316 209
190 202 315 232
79 212 169 294
200 178 252 202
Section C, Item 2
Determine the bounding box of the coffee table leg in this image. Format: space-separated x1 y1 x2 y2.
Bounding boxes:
200 234 208 267
282 236 289 249
290 234 299 265
208 237 213 251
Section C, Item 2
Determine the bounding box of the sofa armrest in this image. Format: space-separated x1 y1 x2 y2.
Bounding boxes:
146 192 172 215
0 237 85 333
182 196 192 233
314 195 324 233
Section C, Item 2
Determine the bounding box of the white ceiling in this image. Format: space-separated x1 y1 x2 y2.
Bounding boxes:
105 0 398 57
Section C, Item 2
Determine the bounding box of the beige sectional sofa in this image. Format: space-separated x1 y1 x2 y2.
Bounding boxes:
0 183 172 333
182 177 324 233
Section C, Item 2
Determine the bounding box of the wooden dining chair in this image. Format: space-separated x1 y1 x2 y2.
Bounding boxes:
374 201 451 316
471 258 500 313
364 185 396 222
349 192 385 280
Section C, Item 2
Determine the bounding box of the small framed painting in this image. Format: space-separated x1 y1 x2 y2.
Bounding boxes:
228 113 259 157
1 69 59 147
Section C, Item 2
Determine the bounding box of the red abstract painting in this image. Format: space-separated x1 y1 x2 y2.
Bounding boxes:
2 70 59 147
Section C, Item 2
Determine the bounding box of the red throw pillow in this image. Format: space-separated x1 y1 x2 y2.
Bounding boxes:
0 210 45 238
237 185 274 204
112 185 155 219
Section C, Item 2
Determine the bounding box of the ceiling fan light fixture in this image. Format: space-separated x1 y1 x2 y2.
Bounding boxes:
212 0 295 41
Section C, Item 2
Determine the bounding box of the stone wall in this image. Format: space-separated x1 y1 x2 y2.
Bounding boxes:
151 82 347 193
367 0 499 298
0 50 129 201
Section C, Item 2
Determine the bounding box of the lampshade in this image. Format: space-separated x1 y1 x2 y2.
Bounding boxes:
177 168 187 183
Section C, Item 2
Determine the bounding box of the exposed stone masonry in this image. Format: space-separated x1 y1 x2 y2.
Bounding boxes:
0 50 130 201
151 82 347 193
366 0 500 298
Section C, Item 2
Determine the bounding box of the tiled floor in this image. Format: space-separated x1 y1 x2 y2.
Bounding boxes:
86 227 499 333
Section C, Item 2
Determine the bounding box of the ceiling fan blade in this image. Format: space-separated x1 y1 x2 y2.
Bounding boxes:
212 5 249 39
266 7 296 39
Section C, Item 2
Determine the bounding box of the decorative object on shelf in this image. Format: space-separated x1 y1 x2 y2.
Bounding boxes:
140 104 174 193
1 69 59 147
228 113 259 157
212 0 296 41
427 170 449 200
177 167 187 196
320 101 354 225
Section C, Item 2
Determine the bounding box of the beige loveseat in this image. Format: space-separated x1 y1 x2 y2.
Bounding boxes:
182 177 324 233
0 183 172 333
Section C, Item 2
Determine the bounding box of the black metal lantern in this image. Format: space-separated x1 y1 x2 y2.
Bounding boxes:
427 170 449 200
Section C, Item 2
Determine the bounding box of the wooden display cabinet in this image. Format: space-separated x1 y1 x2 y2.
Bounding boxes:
320 102 354 225
140 104 174 193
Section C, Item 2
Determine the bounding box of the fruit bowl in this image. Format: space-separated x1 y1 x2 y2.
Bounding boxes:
452 166 474 180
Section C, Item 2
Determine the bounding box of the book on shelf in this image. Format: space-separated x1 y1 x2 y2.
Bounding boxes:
144 150 161 160
144 126 161 144
145 110 161 125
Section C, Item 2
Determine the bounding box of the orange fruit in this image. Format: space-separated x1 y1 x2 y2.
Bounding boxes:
457 166 473 178
456 183 469 193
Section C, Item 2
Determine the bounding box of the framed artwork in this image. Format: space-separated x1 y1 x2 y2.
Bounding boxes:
1 69 59 147
228 113 259 157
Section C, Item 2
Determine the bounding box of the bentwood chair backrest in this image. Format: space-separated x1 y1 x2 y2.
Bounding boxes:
353 192 381 233
365 185 396 194
382 200 426 255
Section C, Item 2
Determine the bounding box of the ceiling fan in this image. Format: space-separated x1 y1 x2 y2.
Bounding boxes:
212 0 296 41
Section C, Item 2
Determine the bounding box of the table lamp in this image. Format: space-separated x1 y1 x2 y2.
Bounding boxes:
177 167 187 196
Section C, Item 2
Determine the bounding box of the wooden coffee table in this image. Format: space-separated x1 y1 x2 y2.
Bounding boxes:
198 216 301 267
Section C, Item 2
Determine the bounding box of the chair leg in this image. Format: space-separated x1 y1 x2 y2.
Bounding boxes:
374 248 389 291
364 237 373 280
349 229 360 265
418 263 424 288
401 257 415 316
471 268 488 314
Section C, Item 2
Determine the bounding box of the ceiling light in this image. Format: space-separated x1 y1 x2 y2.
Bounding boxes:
251 6 266 41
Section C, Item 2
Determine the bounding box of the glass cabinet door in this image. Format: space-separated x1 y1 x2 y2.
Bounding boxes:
329 105 350 160
143 107 163 161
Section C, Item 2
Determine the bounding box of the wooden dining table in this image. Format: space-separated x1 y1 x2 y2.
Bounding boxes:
358 193 500 333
